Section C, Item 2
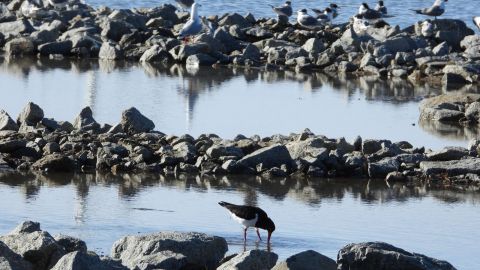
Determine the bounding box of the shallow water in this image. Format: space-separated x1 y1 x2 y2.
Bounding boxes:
0 172 478 269
86 0 480 32
1 58 479 150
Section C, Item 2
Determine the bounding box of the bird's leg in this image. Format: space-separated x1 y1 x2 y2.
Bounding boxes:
243 228 247 243
256 228 262 241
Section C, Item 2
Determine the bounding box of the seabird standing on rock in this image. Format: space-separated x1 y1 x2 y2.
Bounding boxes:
315 8 334 25
174 0 194 12
375 0 387 15
358 3 384 20
473 17 480 31
270 1 293 18
297 9 330 29
178 2 203 42
312 3 339 19
219 201 275 244
411 0 447 20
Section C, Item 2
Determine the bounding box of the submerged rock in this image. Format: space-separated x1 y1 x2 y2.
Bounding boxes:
337 242 456 270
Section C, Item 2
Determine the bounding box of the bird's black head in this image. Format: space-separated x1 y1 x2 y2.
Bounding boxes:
299 8 307 13
330 3 338 8
362 3 370 8
325 7 332 13
378 0 384 6
285 1 291 5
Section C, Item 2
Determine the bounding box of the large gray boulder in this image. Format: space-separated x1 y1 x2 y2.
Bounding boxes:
217 250 278 270
0 221 66 270
31 154 75 172
17 102 44 127
51 251 127 270
0 19 34 36
53 235 87 253
337 242 456 270
120 107 155 134
139 45 171 63
382 36 416 54
368 157 400 178
73 107 101 132
237 144 292 170
218 13 252 29
0 241 33 270
0 110 19 131
0 139 27 153
111 232 228 270
426 147 469 161
38 41 73 56
420 158 480 176
272 250 336 270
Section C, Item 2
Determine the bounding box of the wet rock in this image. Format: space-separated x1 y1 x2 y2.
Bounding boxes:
73 107 101 132
368 157 400 178
218 250 278 270
17 102 44 127
139 45 171 63
420 158 480 176
214 28 242 53
38 41 73 56
30 30 59 46
442 73 469 89
99 42 124 60
120 107 154 134
337 242 456 270
272 250 336 270
465 102 480 122
237 144 292 170
111 232 227 270
101 20 133 42
0 221 66 270
243 44 261 61
0 139 27 153
51 251 127 270
433 19 474 50
338 61 358 73
0 241 33 270
32 154 75 172
426 147 469 161
186 53 217 67
54 235 87 253
4 37 34 56
206 145 243 159
0 110 19 131
302 38 325 54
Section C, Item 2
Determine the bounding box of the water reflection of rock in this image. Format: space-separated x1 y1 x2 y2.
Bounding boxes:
3 58 480 139
419 118 480 144
1 173 478 209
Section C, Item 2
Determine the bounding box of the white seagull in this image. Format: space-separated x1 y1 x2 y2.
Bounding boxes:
411 0 448 20
270 1 293 18
473 16 480 31
178 2 203 41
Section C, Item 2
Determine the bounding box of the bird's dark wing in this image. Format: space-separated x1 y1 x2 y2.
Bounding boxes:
219 201 267 220
311 8 323 15
424 5 444 16
300 15 319 26
363 9 382 20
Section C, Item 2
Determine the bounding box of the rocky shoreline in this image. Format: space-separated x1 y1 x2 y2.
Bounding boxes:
0 221 458 270
1 102 480 186
0 0 479 89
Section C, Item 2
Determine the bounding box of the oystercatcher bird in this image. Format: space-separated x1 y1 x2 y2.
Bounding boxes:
219 201 275 244
411 0 447 20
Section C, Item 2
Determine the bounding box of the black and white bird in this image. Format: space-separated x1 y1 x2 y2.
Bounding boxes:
312 3 339 19
297 8 331 29
411 0 448 20
270 1 293 18
174 0 194 11
219 201 276 244
473 16 480 31
358 3 384 20
375 0 387 15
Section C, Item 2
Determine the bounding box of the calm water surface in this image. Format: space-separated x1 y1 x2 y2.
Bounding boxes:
1 58 479 150
86 0 480 32
0 173 478 269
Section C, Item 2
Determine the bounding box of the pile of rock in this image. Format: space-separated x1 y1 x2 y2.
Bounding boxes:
0 221 457 270
1 102 479 186
0 0 479 87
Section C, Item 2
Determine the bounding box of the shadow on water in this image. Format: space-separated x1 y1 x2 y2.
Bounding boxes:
2 57 480 143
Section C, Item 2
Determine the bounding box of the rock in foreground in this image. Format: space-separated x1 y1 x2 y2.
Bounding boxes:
337 242 457 270
217 250 278 270
272 250 336 270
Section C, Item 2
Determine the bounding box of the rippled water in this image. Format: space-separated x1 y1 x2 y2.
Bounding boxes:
0 173 478 269
85 0 480 32
1 58 479 149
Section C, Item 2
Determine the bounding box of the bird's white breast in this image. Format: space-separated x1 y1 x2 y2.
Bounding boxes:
231 213 258 228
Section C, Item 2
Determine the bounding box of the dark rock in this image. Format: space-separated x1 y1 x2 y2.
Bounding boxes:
32 154 75 172
368 157 399 178
218 13 252 29
0 139 27 153
426 147 469 161
465 102 480 122
54 235 87 253
139 45 172 63
237 144 292 170
420 158 480 176
0 110 19 131
73 107 101 132
120 107 155 134
101 19 133 42
382 36 417 54
0 241 33 270
272 250 336 270
38 41 73 56
17 102 44 126
4 37 34 56
169 43 211 62
111 232 228 270
218 250 278 270
337 242 457 270
442 73 469 89
51 251 127 270
186 53 217 67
